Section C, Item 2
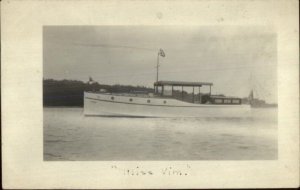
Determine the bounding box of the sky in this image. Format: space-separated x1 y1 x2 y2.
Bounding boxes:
43 26 277 103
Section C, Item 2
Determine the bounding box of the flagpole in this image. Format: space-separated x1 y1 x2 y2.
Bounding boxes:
157 52 159 82
156 52 159 93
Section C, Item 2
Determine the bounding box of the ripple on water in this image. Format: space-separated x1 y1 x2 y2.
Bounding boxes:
43 107 278 160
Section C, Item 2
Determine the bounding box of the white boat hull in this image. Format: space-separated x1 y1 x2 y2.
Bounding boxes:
84 92 251 118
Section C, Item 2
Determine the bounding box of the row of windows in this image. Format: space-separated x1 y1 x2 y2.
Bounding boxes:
214 99 241 104
110 96 167 104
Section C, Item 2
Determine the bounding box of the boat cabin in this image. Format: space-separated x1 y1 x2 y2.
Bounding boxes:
154 80 241 105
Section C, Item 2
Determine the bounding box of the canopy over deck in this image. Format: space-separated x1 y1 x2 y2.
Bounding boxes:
154 80 213 87
154 80 213 102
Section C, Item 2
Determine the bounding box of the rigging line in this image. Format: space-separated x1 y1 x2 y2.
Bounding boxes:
83 69 275 79
151 67 275 76
72 43 156 52
89 64 275 76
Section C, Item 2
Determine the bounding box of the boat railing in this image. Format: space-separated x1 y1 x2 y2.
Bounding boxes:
86 91 241 104
86 91 175 99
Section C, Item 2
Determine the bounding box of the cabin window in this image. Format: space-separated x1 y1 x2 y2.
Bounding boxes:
214 99 223 104
111 96 114 100
232 99 240 104
147 100 151 103
224 99 231 103
129 98 133 102
163 100 167 104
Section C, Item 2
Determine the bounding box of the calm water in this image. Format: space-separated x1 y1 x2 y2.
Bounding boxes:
44 107 277 161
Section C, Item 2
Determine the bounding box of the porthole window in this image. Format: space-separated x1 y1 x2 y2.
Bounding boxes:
163 100 167 104
111 96 114 100
129 98 133 102
147 100 151 103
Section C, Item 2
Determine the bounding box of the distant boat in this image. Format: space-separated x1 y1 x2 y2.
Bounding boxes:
248 73 277 108
248 90 278 108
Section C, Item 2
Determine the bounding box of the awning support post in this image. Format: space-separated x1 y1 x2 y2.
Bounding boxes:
199 86 201 103
156 53 159 81
192 86 194 103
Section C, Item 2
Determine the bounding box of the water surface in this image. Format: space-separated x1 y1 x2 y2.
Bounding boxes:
44 107 277 160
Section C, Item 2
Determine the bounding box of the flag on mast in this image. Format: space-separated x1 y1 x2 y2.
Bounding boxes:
159 48 165 57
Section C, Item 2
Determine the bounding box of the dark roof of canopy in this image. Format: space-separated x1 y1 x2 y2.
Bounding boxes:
154 80 213 87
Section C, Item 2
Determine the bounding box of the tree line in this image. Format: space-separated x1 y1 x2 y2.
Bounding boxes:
43 79 154 107
44 78 273 107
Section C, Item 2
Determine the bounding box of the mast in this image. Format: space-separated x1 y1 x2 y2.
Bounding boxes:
156 52 159 83
156 52 159 93
155 49 165 94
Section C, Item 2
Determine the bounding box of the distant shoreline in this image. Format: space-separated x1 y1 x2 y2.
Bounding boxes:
42 106 278 109
43 78 277 107
251 105 278 108
43 78 153 107
43 106 83 108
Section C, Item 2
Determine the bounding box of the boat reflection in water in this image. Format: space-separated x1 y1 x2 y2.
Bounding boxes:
84 80 251 118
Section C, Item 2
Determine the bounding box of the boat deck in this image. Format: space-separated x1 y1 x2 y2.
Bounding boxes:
86 91 241 105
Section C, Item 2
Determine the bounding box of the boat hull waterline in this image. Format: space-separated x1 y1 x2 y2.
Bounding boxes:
84 92 251 118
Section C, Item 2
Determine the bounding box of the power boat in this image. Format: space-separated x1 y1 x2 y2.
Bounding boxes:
84 80 251 117
84 49 251 117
